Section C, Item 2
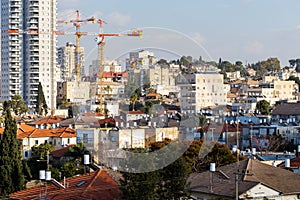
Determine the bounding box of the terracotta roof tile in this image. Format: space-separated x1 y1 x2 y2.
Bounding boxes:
50 145 74 158
10 169 121 200
126 110 145 115
33 116 64 125
17 127 76 140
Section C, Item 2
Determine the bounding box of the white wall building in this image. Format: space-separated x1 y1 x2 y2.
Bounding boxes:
178 72 228 113
57 42 84 81
1 0 57 109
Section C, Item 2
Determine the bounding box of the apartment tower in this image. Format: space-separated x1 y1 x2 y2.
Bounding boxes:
1 0 57 109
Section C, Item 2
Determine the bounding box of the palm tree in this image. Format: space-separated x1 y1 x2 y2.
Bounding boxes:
130 93 138 111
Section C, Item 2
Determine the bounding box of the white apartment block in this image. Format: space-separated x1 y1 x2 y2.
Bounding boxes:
126 50 157 70
147 64 180 95
178 72 228 113
57 42 84 81
88 59 122 78
1 0 57 109
263 80 298 102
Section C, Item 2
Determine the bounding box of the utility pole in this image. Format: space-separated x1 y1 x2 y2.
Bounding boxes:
235 172 239 200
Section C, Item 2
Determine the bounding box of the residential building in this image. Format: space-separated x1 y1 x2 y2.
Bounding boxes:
120 110 147 122
188 159 300 199
177 72 228 114
226 71 241 81
18 127 77 159
0 124 76 159
57 42 84 81
1 0 57 109
147 64 180 95
9 169 121 200
126 50 157 70
57 81 91 104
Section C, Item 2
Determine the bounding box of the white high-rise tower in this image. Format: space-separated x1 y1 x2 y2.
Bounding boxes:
1 0 57 110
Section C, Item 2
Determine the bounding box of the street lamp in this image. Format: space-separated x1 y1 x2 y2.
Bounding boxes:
225 120 229 147
248 119 253 151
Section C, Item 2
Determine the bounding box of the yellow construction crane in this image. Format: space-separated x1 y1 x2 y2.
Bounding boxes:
56 10 96 81
93 18 142 112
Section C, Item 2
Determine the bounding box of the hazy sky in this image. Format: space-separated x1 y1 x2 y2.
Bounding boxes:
57 0 300 67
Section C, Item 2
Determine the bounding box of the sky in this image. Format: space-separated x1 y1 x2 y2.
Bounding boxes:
56 0 300 67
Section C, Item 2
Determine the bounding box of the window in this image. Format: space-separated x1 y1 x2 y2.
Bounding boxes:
24 151 28 158
67 138 70 144
35 140 38 145
83 133 88 143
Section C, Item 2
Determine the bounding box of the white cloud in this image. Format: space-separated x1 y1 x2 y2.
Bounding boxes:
244 41 264 55
189 32 206 44
106 12 131 27
295 25 300 30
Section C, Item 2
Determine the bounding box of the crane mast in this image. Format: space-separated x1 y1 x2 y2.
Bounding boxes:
93 18 142 113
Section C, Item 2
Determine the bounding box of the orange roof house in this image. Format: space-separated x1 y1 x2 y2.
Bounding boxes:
9 169 121 200
33 115 64 125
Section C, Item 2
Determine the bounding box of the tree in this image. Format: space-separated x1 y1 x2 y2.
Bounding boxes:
31 143 55 160
0 107 25 197
287 76 300 88
252 132 285 153
130 93 138 111
120 141 190 199
36 82 48 116
156 157 189 199
120 148 159 200
296 59 300 73
289 59 296 67
8 94 28 116
183 141 239 173
256 100 271 115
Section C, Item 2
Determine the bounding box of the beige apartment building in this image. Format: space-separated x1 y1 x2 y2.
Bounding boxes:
260 80 298 104
57 42 85 81
178 72 228 113
57 81 91 104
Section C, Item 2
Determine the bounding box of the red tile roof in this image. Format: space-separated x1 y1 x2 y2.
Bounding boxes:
98 117 115 126
83 112 105 117
126 110 145 115
10 169 121 200
33 115 65 125
17 127 76 140
50 145 74 158
102 71 128 78
146 93 160 97
0 123 36 135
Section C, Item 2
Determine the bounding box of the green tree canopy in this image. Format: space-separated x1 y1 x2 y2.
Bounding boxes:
36 82 48 116
31 143 55 160
0 107 25 197
120 140 190 199
256 100 271 115
7 94 28 116
250 57 280 76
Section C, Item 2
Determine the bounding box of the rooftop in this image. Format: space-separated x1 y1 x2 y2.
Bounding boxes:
188 159 300 198
10 169 121 200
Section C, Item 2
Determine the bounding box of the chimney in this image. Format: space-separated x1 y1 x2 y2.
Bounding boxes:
285 159 290 168
210 163 216 172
